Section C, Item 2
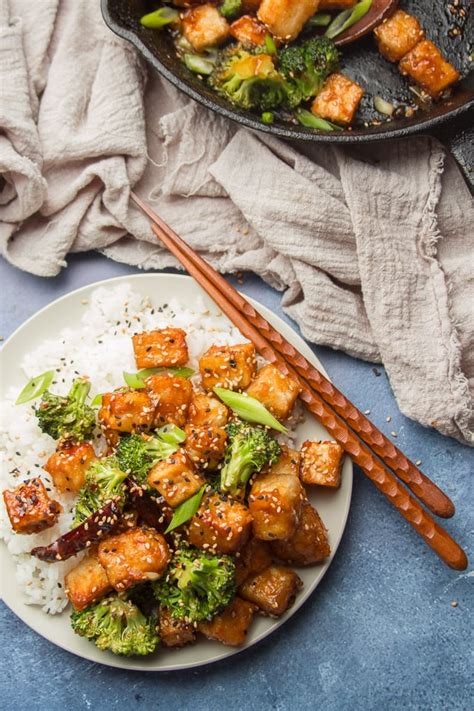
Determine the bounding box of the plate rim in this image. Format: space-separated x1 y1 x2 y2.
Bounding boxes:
0 273 353 671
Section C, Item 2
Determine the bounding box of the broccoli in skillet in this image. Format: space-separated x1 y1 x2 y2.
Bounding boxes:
73 456 127 526
220 420 281 495
154 546 236 623
35 378 95 442
279 36 341 102
210 46 289 110
116 425 186 484
71 594 159 656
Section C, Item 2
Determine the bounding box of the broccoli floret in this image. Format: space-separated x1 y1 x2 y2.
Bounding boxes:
154 547 236 623
220 420 281 494
279 36 341 101
116 426 186 484
73 456 127 526
35 378 95 442
71 594 159 656
219 0 242 19
210 46 289 111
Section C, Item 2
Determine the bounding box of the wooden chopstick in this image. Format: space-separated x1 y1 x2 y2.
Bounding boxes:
130 192 467 571
131 191 453 520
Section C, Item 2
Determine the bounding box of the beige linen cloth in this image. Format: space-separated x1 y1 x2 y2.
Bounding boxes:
1 0 473 444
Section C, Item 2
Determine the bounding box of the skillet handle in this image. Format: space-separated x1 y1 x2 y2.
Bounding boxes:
430 109 474 196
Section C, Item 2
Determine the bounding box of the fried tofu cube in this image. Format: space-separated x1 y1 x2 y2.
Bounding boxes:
184 425 227 471
3 478 61 534
148 449 204 508
235 537 273 586
159 606 196 648
44 442 96 494
65 551 112 611
230 15 267 46
144 373 193 428
246 364 300 420
199 343 257 391
187 393 229 428
374 10 424 63
271 500 330 565
249 469 304 541
98 527 170 592
267 445 300 478
99 390 155 433
183 4 229 52
189 493 253 554
399 40 460 98
243 0 262 10
300 440 344 488
199 597 257 646
258 0 320 41
132 328 188 369
239 565 303 616
312 73 364 126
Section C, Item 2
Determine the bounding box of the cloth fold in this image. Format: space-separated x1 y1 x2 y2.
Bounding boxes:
1 0 473 445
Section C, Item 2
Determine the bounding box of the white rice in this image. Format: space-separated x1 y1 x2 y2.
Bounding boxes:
0 284 252 614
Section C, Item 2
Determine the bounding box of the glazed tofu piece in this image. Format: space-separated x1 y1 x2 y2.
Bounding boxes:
148 449 204 508
99 390 155 433
187 393 229 428
132 328 188 369
144 373 193 428
312 73 364 126
300 440 344 488
199 597 257 646
3 478 61 534
98 527 170 592
399 40 460 98
267 445 300 478
239 565 303 616
159 607 196 648
271 501 330 565
183 4 230 52
246 364 300 420
188 493 253 554
184 425 228 471
65 551 112 611
374 10 424 63
243 0 262 10
230 15 267 47
249 469 304 541
235 537 273 586
199 343 257 391
44 442 96 494
258 0 320 42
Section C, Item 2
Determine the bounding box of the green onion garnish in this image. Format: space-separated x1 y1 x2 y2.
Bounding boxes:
165 485 206 533
15 370 55 405
296 109 343 132
306 12 332 28
213 387 288 433
140 7 179 30
156 424 187 446
123 366 194 389
325 0 373 40
264 34 277 55
91 394 103 407
184 54 215 75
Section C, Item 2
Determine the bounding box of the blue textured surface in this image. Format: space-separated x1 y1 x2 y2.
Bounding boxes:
0 253 472 711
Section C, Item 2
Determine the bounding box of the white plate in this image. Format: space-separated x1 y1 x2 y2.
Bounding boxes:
0 274 352 671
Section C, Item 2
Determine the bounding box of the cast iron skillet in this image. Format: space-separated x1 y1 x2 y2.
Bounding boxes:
102 0 474 190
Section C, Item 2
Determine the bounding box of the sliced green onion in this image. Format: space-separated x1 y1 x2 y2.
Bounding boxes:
296 109 343 131
156 424 187 446
140 7 179 29
123 366 194 389
325 0 373 40
264 34 277 55
374 95 394 116
261 111 274 125
184 54 215 75
91 394 103 407
306 12 332 28
15 370 55 405
165 485 206 533
213 387 288 433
